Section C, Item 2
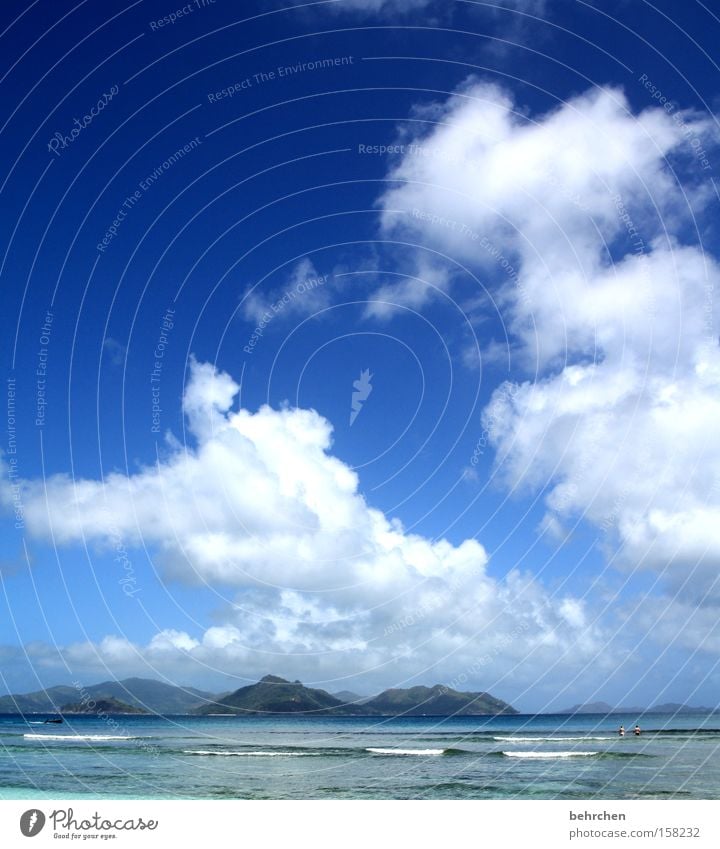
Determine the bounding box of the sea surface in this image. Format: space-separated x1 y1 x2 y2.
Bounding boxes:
1 712 718 800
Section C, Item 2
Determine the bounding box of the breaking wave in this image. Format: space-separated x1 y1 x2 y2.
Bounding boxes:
24 734 145 741
366 747 446 756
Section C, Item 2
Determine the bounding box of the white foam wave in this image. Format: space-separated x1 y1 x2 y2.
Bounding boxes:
502 751 598 759
366 748 445 756
24 734 143 741
183 750 305 757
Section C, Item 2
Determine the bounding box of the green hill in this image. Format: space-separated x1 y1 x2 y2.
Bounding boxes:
0 685 77 714
332 690 364 703
196 675 367 715
364 684 517 716
0 678 214 714
78 677 215 713
60 697 148 714
558 701 615 715
197 675 516 716
1 675 517 717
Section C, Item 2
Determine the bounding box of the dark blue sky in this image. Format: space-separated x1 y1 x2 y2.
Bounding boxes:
1 0 719 710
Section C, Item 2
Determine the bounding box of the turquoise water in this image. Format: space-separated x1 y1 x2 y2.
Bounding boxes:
1 713 719 799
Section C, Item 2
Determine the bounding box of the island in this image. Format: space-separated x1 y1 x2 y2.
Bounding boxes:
60 697 148 715
195 674 517 716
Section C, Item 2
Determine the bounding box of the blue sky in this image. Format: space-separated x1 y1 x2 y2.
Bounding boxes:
1 0 720 711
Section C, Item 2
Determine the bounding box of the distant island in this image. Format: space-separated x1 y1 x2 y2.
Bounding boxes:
0 674 517 717
196 675 518 716
0 677 214 715
558 701 717 715
196 675 361 715
60 697 148 715
2 675 714 717
332 690 364 703
360 683 515 717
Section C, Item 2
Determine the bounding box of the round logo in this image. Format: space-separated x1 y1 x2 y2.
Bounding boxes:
20 809 45 837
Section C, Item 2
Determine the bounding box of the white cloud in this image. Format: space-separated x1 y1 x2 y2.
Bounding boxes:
379 83 713 289
363 255 453 318
373 80 720 634
10 358 490 596
1 358 602 698
241 257 330 326
8 572 608 701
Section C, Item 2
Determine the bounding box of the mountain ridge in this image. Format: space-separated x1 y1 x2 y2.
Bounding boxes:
197 675 516 716
363 683 517 716
558 701 717 715
196 675 364 715
60 696 148 715
0 677 215 714
3 677 715 716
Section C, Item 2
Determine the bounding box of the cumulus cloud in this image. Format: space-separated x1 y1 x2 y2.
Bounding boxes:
7 573 607 701
374 80 720 634
379 83 714 285
1 357 601 697
363 255 453 318
7 357 489 596
241 257 330 326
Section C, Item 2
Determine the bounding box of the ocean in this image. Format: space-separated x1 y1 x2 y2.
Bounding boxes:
1 712 718 800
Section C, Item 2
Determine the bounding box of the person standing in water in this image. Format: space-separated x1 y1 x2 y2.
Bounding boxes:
618 725 625 736
634 725 641 736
